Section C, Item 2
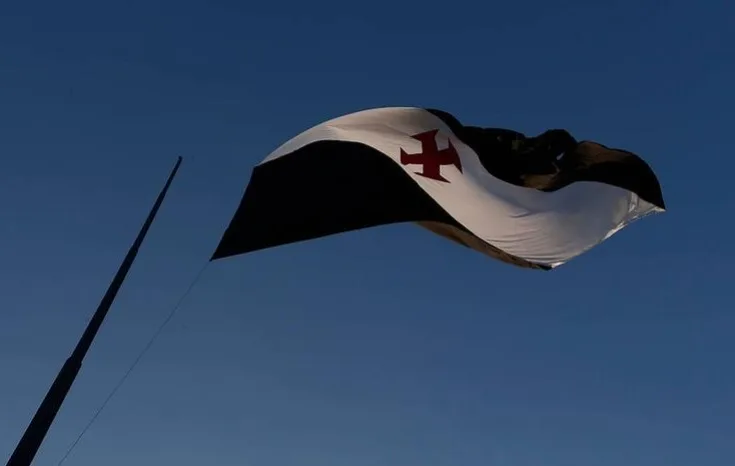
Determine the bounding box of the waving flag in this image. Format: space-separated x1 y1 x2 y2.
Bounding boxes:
211 107 664 269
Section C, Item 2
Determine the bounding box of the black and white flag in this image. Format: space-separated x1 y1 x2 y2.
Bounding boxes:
212 107 665 270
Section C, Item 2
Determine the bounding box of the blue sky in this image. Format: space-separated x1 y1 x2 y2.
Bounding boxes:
1 1 733 465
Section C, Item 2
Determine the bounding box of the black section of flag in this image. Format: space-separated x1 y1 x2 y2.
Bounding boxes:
210 139 548 269
427 109 665 209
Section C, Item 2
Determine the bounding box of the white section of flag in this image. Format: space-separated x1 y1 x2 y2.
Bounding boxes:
260 107 662 267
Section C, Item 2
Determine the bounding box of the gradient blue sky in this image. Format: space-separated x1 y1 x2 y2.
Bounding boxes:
1 1 733 465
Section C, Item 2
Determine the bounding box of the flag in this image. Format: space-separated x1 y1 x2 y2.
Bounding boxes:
211 107 664 270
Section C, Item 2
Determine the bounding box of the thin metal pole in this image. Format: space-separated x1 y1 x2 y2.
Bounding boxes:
6 156 183 466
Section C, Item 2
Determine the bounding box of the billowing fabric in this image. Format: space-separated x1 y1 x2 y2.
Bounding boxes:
212 107 664 269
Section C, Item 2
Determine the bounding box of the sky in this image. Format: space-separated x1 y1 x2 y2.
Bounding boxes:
1 1 733 465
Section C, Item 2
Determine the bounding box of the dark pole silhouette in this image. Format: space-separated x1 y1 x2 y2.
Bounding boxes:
6 156 183 466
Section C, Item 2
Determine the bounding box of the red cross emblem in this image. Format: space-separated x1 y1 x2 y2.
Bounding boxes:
399 130 462 183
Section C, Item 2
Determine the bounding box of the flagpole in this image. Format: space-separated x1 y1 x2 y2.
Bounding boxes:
5 156 183 466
